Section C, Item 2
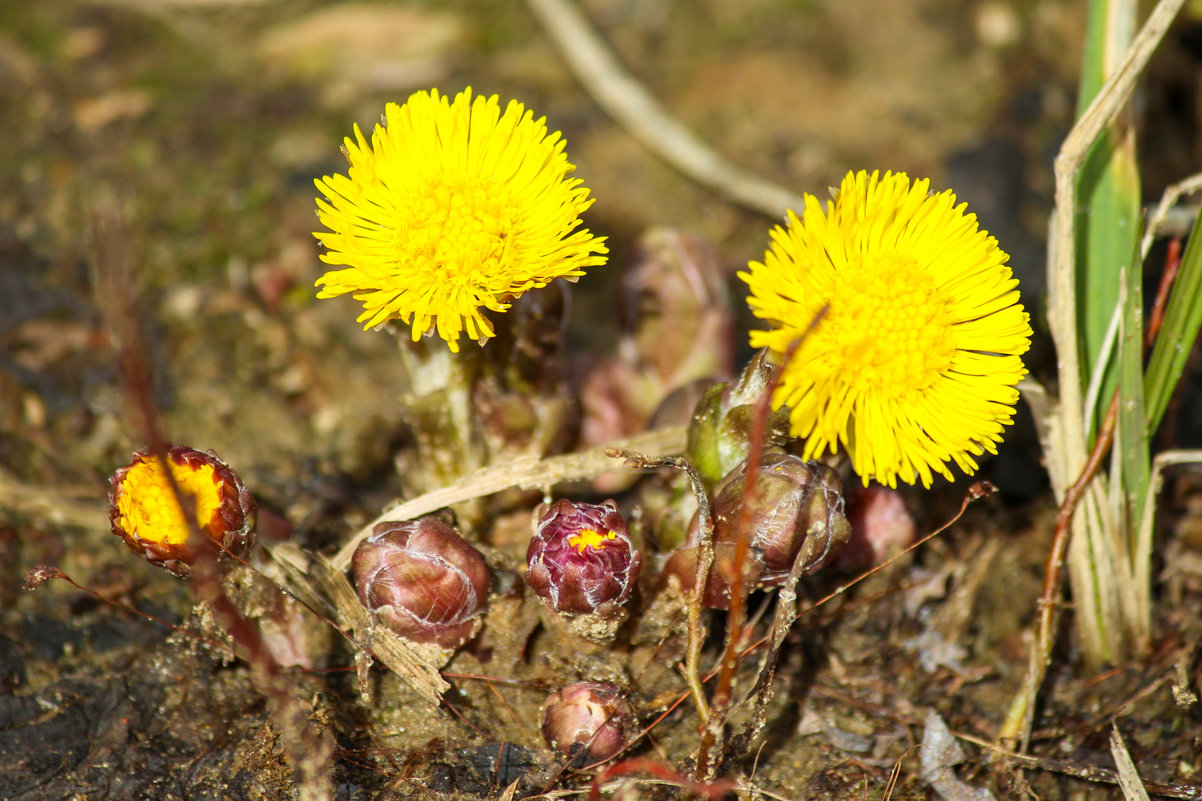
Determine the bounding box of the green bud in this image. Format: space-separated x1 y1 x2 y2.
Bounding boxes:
686 351 791 486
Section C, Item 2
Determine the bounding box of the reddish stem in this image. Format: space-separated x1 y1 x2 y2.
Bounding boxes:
1145 237 1182 351
587 758 735 801
696 306 825 777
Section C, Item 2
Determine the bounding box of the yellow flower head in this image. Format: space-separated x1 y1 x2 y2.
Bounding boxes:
740 170 1032 488
109 446 257 576
114 456 223 549
313 87 608 352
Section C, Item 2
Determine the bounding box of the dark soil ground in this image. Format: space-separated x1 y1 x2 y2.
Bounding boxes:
3 1 1202 799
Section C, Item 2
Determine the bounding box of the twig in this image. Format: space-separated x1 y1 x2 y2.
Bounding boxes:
1145 239 1183 350
1007 0 1184 757
525 0 803 219
22 565 234 656
1110 724 1152 801
999 394 1118 751
796 482 996 630
586 758 735 801
962 731 1202 800
0 472 105 530
331 424 687 571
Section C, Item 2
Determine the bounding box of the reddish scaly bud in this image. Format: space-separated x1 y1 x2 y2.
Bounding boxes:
541 681 635 763
662 453 850 608
836 485 916 573
711 452 851 586
658 541 764 610
353 517 490 652
108 445 257 577
526 500 642 640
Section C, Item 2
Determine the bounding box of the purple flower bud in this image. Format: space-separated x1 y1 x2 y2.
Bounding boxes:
352 517 490 650
541 681 634 762
526 500 642 619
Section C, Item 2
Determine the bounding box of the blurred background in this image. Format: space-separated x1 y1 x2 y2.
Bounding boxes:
1 0 1144 503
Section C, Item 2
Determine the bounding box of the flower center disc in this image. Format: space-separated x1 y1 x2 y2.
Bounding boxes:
401 181 517 286
568 528 616 554
117 459 222 547
819 254 955 400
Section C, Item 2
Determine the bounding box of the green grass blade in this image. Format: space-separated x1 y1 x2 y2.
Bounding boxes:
1145 209 1202 432
1117 230 1149 542
1075 0 1141 441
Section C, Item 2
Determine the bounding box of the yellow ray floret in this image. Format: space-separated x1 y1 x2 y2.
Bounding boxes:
313 87 608 352
739 169 1032 488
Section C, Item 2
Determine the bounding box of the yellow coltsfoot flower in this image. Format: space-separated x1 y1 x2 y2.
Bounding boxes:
313 87 608 352
108 445 257 576
740 169 1032 488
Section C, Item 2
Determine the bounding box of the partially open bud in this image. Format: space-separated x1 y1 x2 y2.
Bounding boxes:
526 500 642 641
108 445 257 577
662 453 851 608
353 517 490 653
541 681 635 763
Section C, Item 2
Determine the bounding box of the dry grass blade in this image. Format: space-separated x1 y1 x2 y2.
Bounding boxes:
964 731 1202 799
1140 172 1202 259
331 424 687 570
1109 724 1151 801
1005 0 1186 753
1046 0 1183 498
0 471 104 530
525 0 802 219
268 542 450 706
1133 450 1202 626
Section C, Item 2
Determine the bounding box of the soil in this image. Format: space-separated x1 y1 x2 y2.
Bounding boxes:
3 1 1202 799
